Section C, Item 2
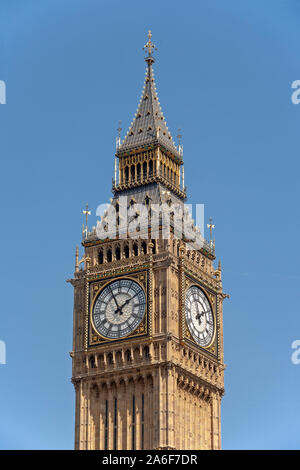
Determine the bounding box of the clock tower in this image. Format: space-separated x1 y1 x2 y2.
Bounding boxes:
69 32 227 450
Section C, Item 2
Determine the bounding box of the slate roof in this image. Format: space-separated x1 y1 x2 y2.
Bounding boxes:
117 59 180 158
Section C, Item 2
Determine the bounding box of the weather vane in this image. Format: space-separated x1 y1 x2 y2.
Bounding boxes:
143 30 157 60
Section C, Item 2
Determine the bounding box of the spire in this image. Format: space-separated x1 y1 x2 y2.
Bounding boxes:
117 31 180 158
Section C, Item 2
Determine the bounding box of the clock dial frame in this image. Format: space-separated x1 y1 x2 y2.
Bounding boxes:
185 285 215 348
91 278 146 340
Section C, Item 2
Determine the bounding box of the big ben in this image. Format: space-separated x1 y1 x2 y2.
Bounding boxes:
68 31 227 450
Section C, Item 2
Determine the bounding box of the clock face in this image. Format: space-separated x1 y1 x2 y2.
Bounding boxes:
92 279 146 339
185 285 215 347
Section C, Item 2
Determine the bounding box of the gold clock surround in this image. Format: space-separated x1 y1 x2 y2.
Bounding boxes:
88 271 149 347
183 276 218 357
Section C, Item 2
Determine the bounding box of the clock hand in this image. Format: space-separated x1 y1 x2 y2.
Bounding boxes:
118 298 131 311
196 309 209 318
110 286 120 310
115 297 132 314
115 292 139 314
195 307 210 325
195 303 202 325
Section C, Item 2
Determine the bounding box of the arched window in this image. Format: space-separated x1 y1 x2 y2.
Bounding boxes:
116 351 122 364
134 347 140 361
143 346 150 360
98 354 104 368
125 350 131 362
124 244 129 258
107 249 112 262
125 167 129 184
137 163 141 181
143 161 147 179
133 243 138 256
149 160 153 177
131 165 135 182
89 355 95 369
141 241 147 254
107 353 113 365
98 249 103 264
115 246 121 260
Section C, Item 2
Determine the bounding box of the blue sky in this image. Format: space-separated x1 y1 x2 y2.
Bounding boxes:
0 0 300 450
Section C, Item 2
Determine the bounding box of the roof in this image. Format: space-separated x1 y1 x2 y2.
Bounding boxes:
117 48 180 158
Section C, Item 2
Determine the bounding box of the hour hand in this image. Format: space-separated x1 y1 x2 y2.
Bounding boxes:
195 309 206 323
195 313 202 324
114 305 123 315
115 298 130 315
196 310 208 318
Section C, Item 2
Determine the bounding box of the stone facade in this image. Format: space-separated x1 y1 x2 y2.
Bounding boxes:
69 236 226 449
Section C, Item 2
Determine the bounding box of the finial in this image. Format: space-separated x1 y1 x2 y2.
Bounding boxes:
177 128 183 157
85 256 91 271
143 30 157 64
116 120 122 150
215 259 222 281
207 216 215 249
82 203 91 239
75 246 79 273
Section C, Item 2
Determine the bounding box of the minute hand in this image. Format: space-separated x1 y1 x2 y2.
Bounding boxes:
110 287 120 310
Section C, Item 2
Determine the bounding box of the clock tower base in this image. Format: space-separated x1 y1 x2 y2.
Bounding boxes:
73 361 222 450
